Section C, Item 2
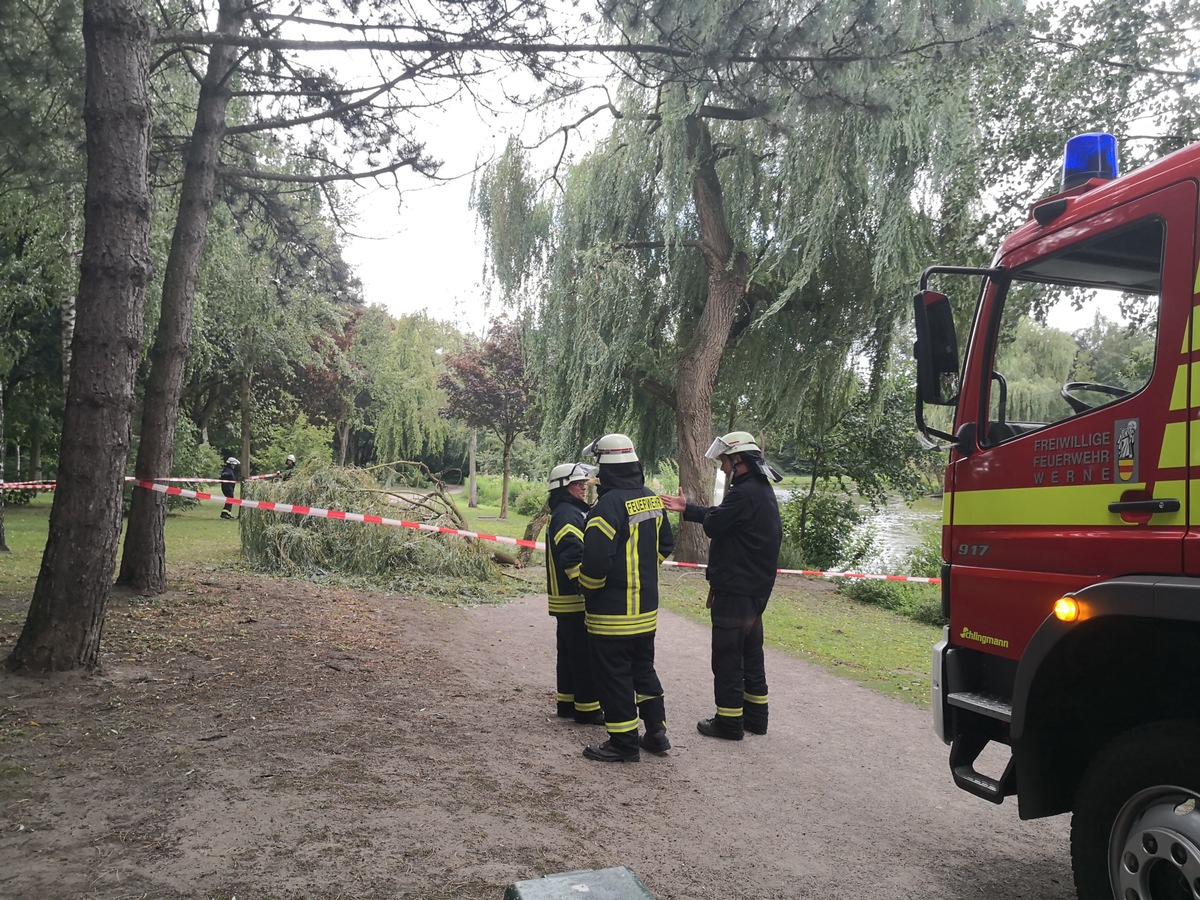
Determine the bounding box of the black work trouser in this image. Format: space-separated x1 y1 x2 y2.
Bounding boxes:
589 631 665 753
221 488 234 514
554 611 600 718
710 591 769 733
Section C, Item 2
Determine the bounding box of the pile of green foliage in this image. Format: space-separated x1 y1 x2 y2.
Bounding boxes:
239 463 503 599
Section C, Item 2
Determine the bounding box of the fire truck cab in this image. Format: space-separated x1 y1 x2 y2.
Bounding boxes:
914 134 1200 900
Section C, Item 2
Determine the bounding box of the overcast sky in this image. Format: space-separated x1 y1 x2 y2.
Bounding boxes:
340 106 505 335
336 53 611 336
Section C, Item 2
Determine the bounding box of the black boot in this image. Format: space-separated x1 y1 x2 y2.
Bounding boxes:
574 710 606 726
640 728 671 754
583 740 640 762
697 717 744 741
557 701 575 719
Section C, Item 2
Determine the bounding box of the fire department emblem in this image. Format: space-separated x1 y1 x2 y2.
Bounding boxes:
1115 418 1138 483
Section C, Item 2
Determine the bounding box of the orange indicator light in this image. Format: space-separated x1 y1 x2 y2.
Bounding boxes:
1054 597 1080 622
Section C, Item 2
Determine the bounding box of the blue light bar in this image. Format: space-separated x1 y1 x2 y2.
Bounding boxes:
1060 132 1119 191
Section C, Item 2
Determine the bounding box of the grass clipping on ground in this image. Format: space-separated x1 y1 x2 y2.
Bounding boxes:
238 464 507 600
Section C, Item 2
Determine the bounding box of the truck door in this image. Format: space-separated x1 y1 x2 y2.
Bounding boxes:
947 181 1197 659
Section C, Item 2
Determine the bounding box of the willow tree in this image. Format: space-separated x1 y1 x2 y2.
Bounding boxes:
479 0 1014 560
372 313 460 464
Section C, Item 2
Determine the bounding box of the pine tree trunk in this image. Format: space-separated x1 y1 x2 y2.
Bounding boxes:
118 0 249 592
673 116 749 563
7 0 152 672
0 377 8 553
61 195 79 395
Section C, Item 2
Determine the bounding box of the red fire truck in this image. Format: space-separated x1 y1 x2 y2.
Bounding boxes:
914 133 1200 900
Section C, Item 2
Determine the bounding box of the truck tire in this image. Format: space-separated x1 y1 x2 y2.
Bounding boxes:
1071 721 1200 900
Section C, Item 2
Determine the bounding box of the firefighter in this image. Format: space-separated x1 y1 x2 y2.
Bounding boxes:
220 457 240 520
283 453 296 478
661 430 782 740
545 461 604 725
578 433 675 762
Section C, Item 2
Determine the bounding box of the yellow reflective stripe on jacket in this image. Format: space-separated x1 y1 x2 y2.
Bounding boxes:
548 595 585 614
578 572 606 591
555 522 584 544
565 563 581 579
586 609 658 636
626 521 640 615
586 517 617 539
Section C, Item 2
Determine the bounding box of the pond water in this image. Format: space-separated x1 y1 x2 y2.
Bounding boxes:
716 475 943 576
773 488 942 575
853 497 942 573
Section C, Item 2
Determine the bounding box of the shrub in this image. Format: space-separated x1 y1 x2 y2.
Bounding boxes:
514 486 547 517
837 527 946 627
779 489 875 572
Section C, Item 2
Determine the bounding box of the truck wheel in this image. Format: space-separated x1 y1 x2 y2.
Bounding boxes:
1071 722 1200 900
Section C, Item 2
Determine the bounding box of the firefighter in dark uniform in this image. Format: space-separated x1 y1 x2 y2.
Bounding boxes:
545 461 604 725
661 430 782 740
578 433 675 762
220 457 240 519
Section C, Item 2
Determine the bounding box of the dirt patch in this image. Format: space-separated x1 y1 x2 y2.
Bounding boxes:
0 566 1076 899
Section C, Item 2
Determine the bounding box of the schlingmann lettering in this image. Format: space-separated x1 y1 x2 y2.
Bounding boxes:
625 495 664 516
960 627 1010 649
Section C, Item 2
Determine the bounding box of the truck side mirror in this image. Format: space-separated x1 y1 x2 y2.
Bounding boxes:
913 290 960 406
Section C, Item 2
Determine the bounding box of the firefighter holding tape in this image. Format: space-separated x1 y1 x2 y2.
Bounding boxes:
577 433 675 762
545 461 604 725
661 430 782 740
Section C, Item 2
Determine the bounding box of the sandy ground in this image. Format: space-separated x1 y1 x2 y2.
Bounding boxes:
0 565 1077 899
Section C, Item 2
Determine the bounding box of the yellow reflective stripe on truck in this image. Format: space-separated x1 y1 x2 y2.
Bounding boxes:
950 482 1185 526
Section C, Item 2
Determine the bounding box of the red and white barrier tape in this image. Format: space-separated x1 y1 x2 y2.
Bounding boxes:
0 481 57 491
131 479 940 584
132 480 542 550
2 474 281 491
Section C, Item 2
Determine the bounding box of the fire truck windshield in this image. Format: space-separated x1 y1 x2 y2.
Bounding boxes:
987 217 1164 437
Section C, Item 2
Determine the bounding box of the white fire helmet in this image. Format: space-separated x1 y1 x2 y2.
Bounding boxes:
582 433 639 464
225 456 240 467
705 431 762 461
286 454 296 464
548 462 596 490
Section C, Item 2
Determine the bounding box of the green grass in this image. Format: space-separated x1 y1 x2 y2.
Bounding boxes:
0 493 240 596
1 491 939 706
657 569 938 706
460 503 541 541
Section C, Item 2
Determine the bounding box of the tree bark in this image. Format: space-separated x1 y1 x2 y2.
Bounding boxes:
672 116 749 563
499 434 512 519
468 427 478 508
118 0 249 592
61 194 79 395
7 0 152 672
29 418 42 482
240 370 252 473
0 377 8 553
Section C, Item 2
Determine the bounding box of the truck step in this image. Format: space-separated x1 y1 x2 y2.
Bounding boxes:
949 731 1017 804
947 691 1013 722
